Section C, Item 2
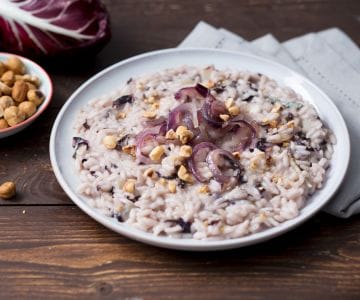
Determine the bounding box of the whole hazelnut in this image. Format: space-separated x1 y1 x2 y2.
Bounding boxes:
0 82 12 95
0 61 6 77
0 95 14 110
0 181 16 199
12 80 28 103
0 118 8 129
4 106 25 126
26 82 37 91
5 56 25 74
27 89 45 107
1 70 15 86
18 101 36 118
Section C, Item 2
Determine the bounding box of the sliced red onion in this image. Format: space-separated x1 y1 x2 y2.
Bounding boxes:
135 130 159 164
206 149 241 183
158 122 167 136
188 142 218 182
174 83 209 103
201 94 227 127
143 116 167 127
167 103 198 131
195 83 210 97
222 119 257 152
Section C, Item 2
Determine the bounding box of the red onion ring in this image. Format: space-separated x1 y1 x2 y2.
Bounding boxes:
222 118 257 152
195 83 210 97
200 94 227 127
188 142 218 182
167 103 199 131
206 149 241 183
135 130 159 164
175 84 208 103
143 116 167 127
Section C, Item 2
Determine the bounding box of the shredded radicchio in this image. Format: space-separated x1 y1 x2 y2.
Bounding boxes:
167 218 192 233
83 120 90 130
115 134 131 150
112 213 124 222
113 95 134 109
0 0 111 58
72 137 89 158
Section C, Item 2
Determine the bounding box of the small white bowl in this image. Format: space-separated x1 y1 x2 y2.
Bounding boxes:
0 52 53 139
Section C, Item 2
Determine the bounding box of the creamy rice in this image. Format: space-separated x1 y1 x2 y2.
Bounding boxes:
72 65 335 240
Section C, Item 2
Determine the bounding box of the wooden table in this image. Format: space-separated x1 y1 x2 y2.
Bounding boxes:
1 0 360 299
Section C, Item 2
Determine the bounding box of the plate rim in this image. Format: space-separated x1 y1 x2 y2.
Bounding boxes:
49 47 350 251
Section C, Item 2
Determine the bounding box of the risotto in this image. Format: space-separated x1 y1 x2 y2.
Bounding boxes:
72 65 335 240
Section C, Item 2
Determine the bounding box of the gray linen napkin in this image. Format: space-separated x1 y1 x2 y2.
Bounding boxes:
179 22 360 217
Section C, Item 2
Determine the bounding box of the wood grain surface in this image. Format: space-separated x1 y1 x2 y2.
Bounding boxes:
1 0 360 299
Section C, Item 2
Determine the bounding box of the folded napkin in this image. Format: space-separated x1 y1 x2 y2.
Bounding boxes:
179 22 360 218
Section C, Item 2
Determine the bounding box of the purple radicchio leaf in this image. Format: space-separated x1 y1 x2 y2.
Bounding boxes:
0 0 111 57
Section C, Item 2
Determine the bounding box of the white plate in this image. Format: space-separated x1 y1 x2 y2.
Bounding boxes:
50 48 350 251
0 52 53 139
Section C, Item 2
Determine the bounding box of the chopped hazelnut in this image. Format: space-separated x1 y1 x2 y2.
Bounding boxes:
228 105 240 116
198 185 210 194
143 110 157 119
205 80 215 88
143 168 157 179
179 145 192 158
103 135 117 149
158 178 167 186
117 111 127 119
144 96 156 104
271 102 282 113
282 142 290 147
168 180 177 193
232 151 241 159
269 120 278 128
219 114 230 121
123 179 136 193
225 98 234 109
149 145 165 162
151 102 160 110
286 120 295 128
176 125 194 144
122 145 136 157
177 165 193 183
165 129 177 140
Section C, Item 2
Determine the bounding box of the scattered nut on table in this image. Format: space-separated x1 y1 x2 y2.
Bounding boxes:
0 181 16 199
0 55 46 130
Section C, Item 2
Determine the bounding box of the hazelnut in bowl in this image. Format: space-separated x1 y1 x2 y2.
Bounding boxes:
0 52 53 138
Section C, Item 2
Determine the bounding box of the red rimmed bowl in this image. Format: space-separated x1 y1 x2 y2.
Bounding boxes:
0 52 53 139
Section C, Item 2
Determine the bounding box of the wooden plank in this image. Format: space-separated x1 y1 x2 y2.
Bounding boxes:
0 207 359 299
1 0 360 298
